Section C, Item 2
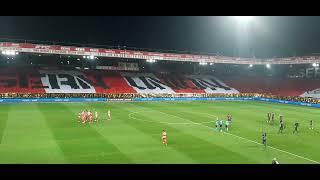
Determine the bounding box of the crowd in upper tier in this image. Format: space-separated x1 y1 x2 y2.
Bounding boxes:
0 93 319 104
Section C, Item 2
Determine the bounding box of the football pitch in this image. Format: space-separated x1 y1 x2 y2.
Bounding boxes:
0 100 320 164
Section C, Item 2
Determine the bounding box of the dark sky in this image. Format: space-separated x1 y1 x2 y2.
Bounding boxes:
1 16 320 58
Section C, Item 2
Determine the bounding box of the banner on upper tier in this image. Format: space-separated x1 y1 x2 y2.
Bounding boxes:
121 72 176 94
300 88 320 99
120 73 240 94
39 70 97 93
185 75 239 94
1 69 320 96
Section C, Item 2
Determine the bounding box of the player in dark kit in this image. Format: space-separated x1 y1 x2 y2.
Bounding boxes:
293 122 299 133
278 119 284 134
267 112 270 123
262 132 267 148
215 118 219 131
271 112 275 125
310 120 314 130
279 114 283 123
219 119 223 132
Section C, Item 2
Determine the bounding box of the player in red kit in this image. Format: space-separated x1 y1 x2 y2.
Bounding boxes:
88 111 93 123
162 130 167 146
77 112 81 123
95 111 98 122
81 111 86 124
107 110 111 121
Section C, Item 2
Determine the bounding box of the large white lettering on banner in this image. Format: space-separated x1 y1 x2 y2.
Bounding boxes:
300 89 320 99
39 70 96 93
185 75 239 94
121 72 175 94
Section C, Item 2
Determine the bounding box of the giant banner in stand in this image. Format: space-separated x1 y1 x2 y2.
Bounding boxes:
1 68 320 96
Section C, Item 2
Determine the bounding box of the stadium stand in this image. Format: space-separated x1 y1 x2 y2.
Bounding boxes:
0 67 320 102
220 76 320 97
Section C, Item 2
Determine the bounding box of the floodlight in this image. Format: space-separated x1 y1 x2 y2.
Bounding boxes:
249 64 253 68
147 59 155 63
266 64 271 68
2 50 17 56
234 16 254 23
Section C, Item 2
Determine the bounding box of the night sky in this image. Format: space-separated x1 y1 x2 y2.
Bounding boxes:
1 16 320 58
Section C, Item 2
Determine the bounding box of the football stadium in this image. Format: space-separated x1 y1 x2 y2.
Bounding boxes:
1 16 320 164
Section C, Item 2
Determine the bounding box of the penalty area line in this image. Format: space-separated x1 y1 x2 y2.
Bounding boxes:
152 110 320 164
222 131 320 164
129 110 320 164
192 112 320 164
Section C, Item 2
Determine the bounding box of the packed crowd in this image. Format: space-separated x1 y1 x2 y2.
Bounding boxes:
0 92 319 104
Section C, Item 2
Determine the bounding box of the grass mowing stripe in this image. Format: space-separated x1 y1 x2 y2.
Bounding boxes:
0 104 68 163
86 102 198 163
127 103 256 163
37 103 133 163
0 104 10 144
223 131 320 164
193 112 320 164
1 100 320 164
149 106 320 164
182 102 320 161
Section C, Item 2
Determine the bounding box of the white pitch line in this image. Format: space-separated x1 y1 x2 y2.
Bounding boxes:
191 112 320 164
130 109 320 164
223 131 320 164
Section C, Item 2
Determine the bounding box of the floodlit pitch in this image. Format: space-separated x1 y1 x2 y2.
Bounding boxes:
0 100 319 164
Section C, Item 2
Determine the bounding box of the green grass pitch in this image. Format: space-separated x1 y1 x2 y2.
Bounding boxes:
0 100 319 164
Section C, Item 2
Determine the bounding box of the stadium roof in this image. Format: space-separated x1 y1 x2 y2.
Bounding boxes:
1 40 320 65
